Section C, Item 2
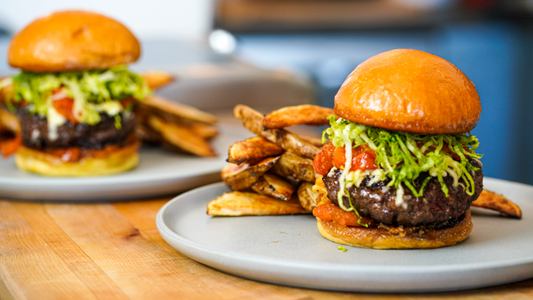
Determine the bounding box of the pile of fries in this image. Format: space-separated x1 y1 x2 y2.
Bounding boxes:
135 95 218 157
208 104 523 220
208 104 334 216
0 71 219 158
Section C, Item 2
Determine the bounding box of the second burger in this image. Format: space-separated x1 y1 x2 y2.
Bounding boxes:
3 10 150 176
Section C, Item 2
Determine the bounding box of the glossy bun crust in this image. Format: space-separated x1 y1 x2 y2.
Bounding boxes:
9 10 140 72
334 49 481 134
316 210 473 249
15 141 140 177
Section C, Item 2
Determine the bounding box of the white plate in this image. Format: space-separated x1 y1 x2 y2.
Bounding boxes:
156 178 533 293
0 124 251 201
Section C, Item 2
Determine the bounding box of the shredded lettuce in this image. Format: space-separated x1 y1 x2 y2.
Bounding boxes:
337 246 347 252
323 116 482 198
6 65 150 125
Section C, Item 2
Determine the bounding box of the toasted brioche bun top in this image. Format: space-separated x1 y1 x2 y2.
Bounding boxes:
334 49 481 134
8 10 140 72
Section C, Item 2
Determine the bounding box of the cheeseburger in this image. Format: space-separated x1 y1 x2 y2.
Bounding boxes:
2 10 150 176
312 49 483 249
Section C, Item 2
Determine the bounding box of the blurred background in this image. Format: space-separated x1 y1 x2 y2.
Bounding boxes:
1 0 532 185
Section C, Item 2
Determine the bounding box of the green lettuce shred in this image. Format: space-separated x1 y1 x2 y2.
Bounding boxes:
6 65 150 125
337 246 347 252
323 116 482 198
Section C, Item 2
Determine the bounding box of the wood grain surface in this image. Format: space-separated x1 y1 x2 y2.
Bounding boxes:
1 198 532 300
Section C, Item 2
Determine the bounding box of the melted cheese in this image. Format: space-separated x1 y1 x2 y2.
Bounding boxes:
336 126 353 211
95 101 123 116
47 106 66 140
395 184 407 209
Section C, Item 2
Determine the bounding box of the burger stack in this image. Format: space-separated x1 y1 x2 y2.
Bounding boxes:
312 49 484 249
4 11 148 176
0 10 220 176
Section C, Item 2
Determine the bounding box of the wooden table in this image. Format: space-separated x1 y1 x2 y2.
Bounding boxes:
1 198 533 300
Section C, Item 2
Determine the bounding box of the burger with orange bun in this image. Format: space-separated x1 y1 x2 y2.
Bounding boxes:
1 10 150 176
312 49 483 249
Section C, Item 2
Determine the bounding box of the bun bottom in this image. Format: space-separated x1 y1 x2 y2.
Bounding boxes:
317 210 473 249
15 144 139 177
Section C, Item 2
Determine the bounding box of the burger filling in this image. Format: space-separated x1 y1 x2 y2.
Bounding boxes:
313 116 483 228
18 110 136 149
0 66 149 160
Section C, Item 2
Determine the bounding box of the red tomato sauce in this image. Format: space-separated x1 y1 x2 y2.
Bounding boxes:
313 201 374 227
0 135 22 158
313 142 377 176
52 93 79 124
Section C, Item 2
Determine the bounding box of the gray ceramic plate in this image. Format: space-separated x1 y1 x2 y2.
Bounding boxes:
157 178 533 293
0 124 251 201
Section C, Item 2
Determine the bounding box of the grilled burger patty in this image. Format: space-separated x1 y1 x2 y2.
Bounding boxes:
323 158 484 227
18 110 136 149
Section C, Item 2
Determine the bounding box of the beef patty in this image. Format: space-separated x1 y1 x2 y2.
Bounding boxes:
323 158 483 227
18 110 136 149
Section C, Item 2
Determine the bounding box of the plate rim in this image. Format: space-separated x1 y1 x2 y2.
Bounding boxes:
156 178 533 274
0 123 248 186
0 123 252 200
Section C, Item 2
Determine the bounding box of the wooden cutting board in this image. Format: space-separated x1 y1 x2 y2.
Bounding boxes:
1 198 532 300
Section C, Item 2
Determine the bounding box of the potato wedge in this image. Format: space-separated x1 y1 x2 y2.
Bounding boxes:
299 135 324 147
141 95 217 124
233 104 265 136
0 108 20 133
233 104 320 159
190 122 219 140
221 156 280 190
0 78 13 103
473 189 522 219
251 173 296 201
270 152 316 182
207 191 309 216
141 71 175 90
228 136 283 165
297 182 319 212
148 116 217 157
263 105 334 129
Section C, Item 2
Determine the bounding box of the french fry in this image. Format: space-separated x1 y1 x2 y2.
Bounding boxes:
0 78 13 103
190 122 219 140
473 190 522 219
233 104 265 136
148 116 217 157
135 95 219 156
221 156 280 191
251 173 296 201
141 71 175 90
233 104 320 159
270 151 316 182
262 105 334 129
207 191 309 216
299 135 324 147
228 137 283 165
297 182 319 212
141 95 217 125
0 108 20 133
